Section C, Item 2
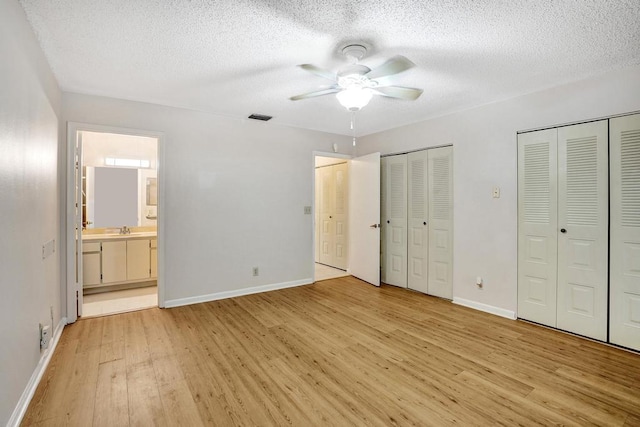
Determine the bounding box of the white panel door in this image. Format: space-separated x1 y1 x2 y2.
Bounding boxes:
319 166 335 266
610 113 640 351
349 153 381 286
427 147 454 299
314 168 320 263
407 150 429 293
384 155 408 287
333 163 349 269
517 129 558 326
557 120 608 341
380 157 388 283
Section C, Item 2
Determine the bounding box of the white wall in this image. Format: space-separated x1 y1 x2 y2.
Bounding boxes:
0 0 62 425
62 93 352 304
359 64 640 316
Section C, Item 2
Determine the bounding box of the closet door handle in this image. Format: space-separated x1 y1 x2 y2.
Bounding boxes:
387 220 390 224
560 228 567 233
370 224 380 229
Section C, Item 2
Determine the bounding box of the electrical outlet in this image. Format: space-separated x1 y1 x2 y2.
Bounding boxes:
40 323 51 349
492 187 500 198
304 206 312 215
252 266 259 276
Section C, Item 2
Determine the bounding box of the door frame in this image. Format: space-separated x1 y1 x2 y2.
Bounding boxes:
66 122 166 323
311 151 352 283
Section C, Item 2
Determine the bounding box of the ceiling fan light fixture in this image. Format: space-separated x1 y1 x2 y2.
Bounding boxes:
336 87 372 111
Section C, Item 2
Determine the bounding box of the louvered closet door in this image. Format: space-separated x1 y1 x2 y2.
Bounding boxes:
384 155 408 287
427 146 453 299
380 158 388 283
517 129 558 326
333 163 349 270
557 120 608 341
319 166 335 266
610 113 640 351
407 151 429 293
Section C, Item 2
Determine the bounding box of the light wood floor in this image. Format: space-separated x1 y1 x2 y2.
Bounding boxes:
23 276 640 426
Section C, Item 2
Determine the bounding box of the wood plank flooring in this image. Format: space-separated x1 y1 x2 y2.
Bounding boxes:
22 276 640 426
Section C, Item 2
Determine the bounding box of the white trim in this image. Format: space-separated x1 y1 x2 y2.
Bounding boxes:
452 297 517 320
164 279 312 308
8 317 66 427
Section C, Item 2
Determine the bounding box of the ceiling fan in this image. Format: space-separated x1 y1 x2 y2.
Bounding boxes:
290 44 423 111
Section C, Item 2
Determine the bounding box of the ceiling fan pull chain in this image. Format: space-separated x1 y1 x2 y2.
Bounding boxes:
351 111 357 147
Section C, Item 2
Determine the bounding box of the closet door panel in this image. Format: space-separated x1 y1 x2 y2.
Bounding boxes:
315 168 320 263
610 113 640 351
333 163 349 270
427 146 453 299
517 129 558 326
557 120 608 341
384 155 408 287
407 151 429 293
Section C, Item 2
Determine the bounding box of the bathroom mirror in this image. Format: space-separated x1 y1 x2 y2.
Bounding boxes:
146 177 157 206
84 166 158 229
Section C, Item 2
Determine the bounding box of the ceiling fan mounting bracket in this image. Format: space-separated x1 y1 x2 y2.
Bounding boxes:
341 44 367 62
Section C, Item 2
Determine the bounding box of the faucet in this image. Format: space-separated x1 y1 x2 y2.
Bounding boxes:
119 225 131 235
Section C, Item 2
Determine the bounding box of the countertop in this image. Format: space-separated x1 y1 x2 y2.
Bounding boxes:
82 231 157 242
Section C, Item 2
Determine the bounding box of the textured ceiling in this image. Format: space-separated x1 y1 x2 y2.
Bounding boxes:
19 0 640 136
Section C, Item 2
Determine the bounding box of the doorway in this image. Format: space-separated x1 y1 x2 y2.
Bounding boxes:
314 155 350 281
67 123 164 322
312 151 381 286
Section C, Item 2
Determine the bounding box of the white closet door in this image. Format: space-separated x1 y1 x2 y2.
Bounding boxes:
557 120 608 341
333 163 349 270
407 150 429 293
380 158 388 283
610 113 640 351
315 168 320 263
384 155 408 287
319 166 335 266
427 146 453 299
517 129 558 326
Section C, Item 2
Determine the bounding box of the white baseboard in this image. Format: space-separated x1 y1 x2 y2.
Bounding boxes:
452 297 516 320
164 279 313 308
8 317 67 427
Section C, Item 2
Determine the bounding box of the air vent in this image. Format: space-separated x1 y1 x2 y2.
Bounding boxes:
248 114 273 121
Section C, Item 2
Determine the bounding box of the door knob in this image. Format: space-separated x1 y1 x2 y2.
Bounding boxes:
387 220 390 224
370 224 380 229
560 228 567 233
329 216 332 219
423 221 427 225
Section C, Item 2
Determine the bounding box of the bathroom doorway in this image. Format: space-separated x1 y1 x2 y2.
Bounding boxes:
67 123 164 321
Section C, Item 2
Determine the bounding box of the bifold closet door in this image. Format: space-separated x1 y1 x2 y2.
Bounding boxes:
517 128 559 326
427 146 453 299
610 113 640 351
384 155 408 287
407 150 428 293
557 120 608 341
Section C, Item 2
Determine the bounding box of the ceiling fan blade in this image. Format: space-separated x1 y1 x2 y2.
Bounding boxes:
290 87 340 101
366 55 415 80
372 85 423 100
298 64 337 81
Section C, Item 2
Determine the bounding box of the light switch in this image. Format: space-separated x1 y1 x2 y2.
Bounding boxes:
492 187 500 198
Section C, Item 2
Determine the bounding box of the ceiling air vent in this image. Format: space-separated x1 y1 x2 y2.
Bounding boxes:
248 114 273 121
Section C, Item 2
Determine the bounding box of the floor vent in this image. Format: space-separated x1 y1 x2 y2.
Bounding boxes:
248 114 273 121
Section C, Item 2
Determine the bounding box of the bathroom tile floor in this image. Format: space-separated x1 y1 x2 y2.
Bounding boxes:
82 285 157 318
315 263 349 282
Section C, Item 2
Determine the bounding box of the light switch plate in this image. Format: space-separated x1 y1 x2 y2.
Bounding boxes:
42 239 55 259
492 187 500 198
